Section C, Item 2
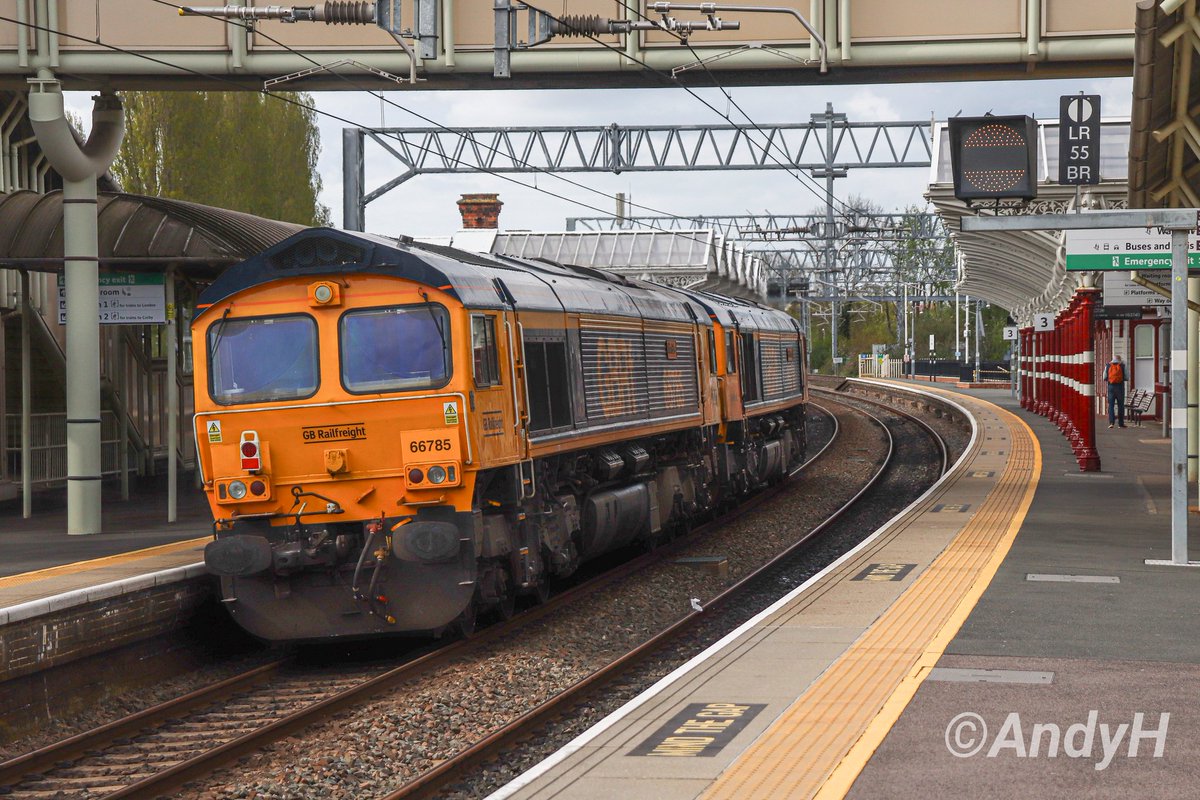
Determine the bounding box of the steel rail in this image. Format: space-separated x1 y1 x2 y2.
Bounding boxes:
0 661 286 788
381 395 928 800
817 386 949 478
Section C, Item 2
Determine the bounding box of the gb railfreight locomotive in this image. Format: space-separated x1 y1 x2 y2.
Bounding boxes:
196 228 807 641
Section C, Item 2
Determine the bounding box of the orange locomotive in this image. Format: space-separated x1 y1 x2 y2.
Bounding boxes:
195 228 808 641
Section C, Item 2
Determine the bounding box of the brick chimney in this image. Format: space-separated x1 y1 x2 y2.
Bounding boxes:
457 193 503 229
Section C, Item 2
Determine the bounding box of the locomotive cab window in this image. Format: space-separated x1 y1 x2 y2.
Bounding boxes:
471 315 501 387
707 329 718 373
339 303 451 394
208 314 318 405
724 330 737 374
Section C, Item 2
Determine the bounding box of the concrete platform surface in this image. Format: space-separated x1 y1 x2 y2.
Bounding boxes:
848 388 1200 798
0 482 212 608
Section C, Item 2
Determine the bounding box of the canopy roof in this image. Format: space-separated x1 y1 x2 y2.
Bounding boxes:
0 190 305 279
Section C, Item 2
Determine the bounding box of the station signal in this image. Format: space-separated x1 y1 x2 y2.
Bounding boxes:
948 115 1039 202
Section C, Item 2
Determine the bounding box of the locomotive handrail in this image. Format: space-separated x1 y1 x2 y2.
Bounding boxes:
514 320 537 502
193 391 475 466
504 319 521 432
516 321 532 429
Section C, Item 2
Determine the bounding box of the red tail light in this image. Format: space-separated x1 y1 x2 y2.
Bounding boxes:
240 431 261 472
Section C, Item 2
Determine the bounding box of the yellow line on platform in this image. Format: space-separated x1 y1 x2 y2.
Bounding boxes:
701 394 1042 800
0 537 210 589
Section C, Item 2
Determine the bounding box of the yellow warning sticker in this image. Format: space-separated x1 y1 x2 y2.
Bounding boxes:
206 420 222 443
443 401 459 425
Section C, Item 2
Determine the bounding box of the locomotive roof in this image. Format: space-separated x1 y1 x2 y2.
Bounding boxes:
194 228 796 333
193 228 698 322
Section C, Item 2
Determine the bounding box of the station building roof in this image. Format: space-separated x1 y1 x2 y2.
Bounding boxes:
489 229 766 299
1129 0 1200 210
0 190 304 279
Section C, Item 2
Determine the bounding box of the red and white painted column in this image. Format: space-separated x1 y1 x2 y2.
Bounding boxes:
1075 289 1101 471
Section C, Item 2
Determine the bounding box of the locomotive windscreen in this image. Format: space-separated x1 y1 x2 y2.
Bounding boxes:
339 304 451 393
208 315 319 405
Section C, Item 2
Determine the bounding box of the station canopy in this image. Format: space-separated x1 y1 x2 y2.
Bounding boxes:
0 190 304 279
1129 0 1200 211
490 229 765 298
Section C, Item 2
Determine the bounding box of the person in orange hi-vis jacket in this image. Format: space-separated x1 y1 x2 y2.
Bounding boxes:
1106 354 1127 429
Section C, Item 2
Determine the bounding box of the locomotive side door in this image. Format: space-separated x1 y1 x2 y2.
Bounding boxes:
719 326 745 424
469 310 524 466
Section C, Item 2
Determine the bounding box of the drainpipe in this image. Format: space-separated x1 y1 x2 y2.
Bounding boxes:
16 0 27 67
1025 0 1041 58
443 0 456 68
20 271 30 519
45 0 59 67
10 134 36 192
0 98 24 191
27 75 124 535
166 266 178 523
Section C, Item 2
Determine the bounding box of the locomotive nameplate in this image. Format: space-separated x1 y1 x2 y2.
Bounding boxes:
401 429 461 461
302 423 367 444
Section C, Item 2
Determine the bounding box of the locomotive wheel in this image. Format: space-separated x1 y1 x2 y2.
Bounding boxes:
455 597 478 639
494 572 517 621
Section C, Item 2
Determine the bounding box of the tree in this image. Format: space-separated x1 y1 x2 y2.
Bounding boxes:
112 91 330 226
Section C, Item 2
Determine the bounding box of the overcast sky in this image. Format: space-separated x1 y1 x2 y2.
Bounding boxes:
69 74 1134 236
311 75 1133 237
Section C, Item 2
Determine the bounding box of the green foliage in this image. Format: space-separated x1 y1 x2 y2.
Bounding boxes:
113 92 329 226
807 298 1012 376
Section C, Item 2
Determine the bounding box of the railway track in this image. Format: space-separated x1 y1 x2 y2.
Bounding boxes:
382 389 950 800
0 393 948 800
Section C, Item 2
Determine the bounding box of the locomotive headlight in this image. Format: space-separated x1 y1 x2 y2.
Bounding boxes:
427 465 447 484
407 468 424 484
314 284 334 303
228 480 248 500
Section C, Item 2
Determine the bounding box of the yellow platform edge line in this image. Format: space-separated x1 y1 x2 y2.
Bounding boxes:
813 400 1042 799
0 535 211 589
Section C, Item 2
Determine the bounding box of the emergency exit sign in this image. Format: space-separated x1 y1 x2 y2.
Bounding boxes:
1058 94 1100 185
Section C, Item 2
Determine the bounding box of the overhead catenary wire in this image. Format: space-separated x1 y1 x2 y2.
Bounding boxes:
150 0 772 245
614 0 859 216
526 0 857 215
0 7 725 250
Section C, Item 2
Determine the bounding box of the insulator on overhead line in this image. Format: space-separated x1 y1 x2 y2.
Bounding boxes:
318 1 376 24
549 14 622 36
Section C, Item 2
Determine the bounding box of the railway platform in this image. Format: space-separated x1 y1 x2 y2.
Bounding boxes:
0 483 212 683
490 382 1200 800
